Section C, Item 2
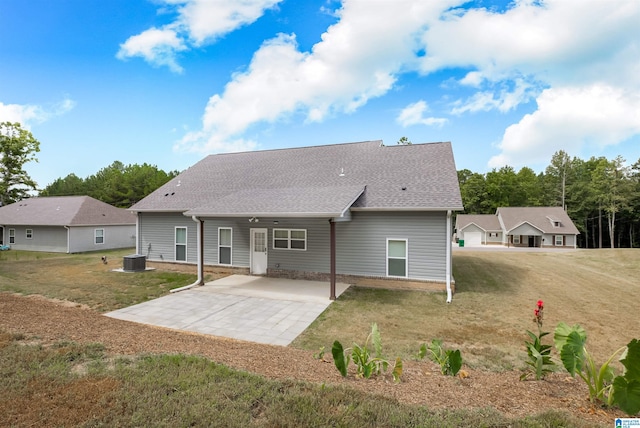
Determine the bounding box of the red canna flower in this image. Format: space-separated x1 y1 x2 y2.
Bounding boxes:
537 300 544 308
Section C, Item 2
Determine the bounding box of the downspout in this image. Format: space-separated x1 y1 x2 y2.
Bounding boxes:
170 216 204 293
64 226 70 253
446 210 453 303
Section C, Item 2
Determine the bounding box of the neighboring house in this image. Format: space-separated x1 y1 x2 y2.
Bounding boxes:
0 196 136 253
456 206 579 248
130 141 463 299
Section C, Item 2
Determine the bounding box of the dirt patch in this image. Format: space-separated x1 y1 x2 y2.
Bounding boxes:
0 293 627 426
0 376 120 427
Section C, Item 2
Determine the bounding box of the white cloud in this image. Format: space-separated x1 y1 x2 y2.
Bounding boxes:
416 0 640 166
397 101 448 127
117 0 283 72
117 27 187 73
176 0 460 153
0 97 76 127
451 78 538 114
488 84 640 168
170 0 639 160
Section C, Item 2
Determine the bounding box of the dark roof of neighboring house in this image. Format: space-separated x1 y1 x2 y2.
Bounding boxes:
131 141 463 216
0 196 136 226
497 206 580 235
456 214 502 231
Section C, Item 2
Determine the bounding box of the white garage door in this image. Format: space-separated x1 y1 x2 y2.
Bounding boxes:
464 231 482 247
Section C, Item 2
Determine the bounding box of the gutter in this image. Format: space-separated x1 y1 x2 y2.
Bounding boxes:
170 216 204 293
446 210 453 303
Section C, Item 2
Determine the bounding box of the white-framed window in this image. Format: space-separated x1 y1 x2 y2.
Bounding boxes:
175 227 187 261
489 232 498 238
95 228 104 244
273 229 307 250
26 229 33 239
513 235 520 244
554 235 563 246
218 227 232 265
9 228 15 244
386 239 408 278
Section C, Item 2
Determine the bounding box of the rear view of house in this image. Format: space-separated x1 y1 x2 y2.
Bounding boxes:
456 206 579 248
0 196 136 253
131 141 463 297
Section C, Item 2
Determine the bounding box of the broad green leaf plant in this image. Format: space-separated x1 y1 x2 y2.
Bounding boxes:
554 323 640 415
418 339 462 376
331 323 402 383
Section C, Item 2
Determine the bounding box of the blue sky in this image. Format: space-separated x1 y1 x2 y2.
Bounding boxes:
1 0 639 190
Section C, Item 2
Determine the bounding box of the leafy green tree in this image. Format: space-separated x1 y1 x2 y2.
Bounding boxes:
0 122 41 206
39 173 86 197
458 169 490 213
40 161 178 208
545 150 571 207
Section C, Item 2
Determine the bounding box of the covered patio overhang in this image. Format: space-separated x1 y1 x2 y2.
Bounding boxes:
176 185 366 300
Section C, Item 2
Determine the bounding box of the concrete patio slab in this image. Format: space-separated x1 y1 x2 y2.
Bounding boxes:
105 275 350 346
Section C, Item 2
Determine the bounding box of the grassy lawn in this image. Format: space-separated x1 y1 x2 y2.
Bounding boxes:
0 248 197 312
1 248 638 426
293 249 640 372
0 332 587 427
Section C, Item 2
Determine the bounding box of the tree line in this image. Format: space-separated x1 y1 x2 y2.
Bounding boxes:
3 122 638 247
458 151 640 249
39 161 179 208
0 122 178 209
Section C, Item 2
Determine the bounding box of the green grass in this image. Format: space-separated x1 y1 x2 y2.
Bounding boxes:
293 249 640 373
0 335 596 427
0 248 197 312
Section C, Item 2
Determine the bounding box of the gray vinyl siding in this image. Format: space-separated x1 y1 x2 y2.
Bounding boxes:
542 233 575 247
510 223 543 236
2 225 67 252
336 211 446 281
138 213 199 263
68 225 136 253
138 211 448 281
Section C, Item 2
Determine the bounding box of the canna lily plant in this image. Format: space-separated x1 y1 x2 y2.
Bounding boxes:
521 300 555 381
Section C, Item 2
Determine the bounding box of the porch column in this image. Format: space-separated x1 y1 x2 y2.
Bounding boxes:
329 219 336 300
198 218 204 285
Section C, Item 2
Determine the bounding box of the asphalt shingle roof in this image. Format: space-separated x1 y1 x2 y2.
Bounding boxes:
131 141 463 215
497 206 580 235
456 214 502 231
0 196 136 226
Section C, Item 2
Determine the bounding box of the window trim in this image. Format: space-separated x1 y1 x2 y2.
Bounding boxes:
554 235 563 246
218 227 233 265
175 226 187 262
386 238 408 278
9 228 15 244
25 229 33 240
95 228 105 245
272 228 307 251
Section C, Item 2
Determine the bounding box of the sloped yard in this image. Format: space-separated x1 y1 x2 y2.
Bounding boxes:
1 248 639 426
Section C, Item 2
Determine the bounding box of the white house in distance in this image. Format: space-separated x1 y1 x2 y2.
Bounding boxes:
130 141 463 299
0 196 136 253
456 206 579 248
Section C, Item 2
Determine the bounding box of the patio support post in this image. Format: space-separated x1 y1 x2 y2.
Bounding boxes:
329 219 336 301
446 210 452 303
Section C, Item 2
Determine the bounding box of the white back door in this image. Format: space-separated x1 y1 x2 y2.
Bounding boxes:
250 228 268 274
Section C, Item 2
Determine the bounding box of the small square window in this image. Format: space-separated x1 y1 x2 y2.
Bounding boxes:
26 229 33 239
